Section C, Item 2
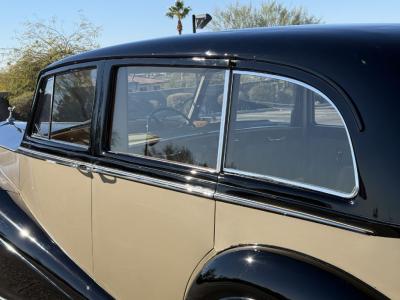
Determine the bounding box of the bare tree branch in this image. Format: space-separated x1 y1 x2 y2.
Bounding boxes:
211 0 321 31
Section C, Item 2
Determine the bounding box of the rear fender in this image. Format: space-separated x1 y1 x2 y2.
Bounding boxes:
186 245 387 300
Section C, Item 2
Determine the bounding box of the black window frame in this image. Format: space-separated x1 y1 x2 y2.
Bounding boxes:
24 62 102 157
31 75 55 140
107 65 228 171
95 58 230 184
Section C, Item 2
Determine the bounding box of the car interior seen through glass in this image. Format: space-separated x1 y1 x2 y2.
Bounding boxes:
32 68 97 147
225 73 356 196
32 77 54 138
110 67 226 169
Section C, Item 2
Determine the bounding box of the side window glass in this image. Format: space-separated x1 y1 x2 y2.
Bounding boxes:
225 72 357 197
50 69 97 146
314 93 344 127
197 71 226 121
233 75 296 126
32 77 54 138
110 67 226 169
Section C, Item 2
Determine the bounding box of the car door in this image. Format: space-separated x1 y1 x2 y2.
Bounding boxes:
91 62 229 299
18 65 99 276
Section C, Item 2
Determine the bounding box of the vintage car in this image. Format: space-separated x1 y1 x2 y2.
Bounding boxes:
0 24 399 299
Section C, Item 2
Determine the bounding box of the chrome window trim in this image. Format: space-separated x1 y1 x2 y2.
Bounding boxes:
224 70 360 199
49 75 55 138
220 298 255 300
109 67 230 172
224 168 355 199
215 193 373 235
216 70 231 172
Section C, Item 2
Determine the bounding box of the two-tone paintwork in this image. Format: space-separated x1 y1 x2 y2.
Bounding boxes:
0 24 399 299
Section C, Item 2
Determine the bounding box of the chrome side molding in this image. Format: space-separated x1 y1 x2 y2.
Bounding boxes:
17 147 215 199
91 165 215 198
18 146 373 236
18 147 92 170
215 192 373 235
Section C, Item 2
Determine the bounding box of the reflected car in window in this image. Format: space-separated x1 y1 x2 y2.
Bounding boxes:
0 25 399 300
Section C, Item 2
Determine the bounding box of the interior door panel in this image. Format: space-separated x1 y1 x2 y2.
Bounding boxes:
226 127 306 181
226 125 354 192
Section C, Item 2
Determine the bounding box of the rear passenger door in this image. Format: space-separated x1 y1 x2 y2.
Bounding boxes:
91 62 228 299
216 67 358 228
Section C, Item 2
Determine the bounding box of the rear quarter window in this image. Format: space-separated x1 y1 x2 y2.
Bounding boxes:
224 71 358 198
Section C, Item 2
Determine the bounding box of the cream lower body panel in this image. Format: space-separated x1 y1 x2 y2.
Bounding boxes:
92 174 215 300
0 148 19 192
215 201 400 300
18 155 93 275
0 148 29 214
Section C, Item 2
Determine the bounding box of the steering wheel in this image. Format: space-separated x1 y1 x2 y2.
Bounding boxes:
148 107 193 129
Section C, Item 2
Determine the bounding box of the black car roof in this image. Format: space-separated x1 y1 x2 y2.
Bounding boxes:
48 24 400 69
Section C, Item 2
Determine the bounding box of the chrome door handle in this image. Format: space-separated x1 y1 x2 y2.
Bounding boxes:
72 163 92 174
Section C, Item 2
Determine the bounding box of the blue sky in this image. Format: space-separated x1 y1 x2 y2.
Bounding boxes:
1 0 400 49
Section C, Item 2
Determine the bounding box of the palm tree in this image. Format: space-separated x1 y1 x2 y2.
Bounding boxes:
166 1 192 35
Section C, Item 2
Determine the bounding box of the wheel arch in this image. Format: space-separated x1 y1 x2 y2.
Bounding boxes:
185 244 387 300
